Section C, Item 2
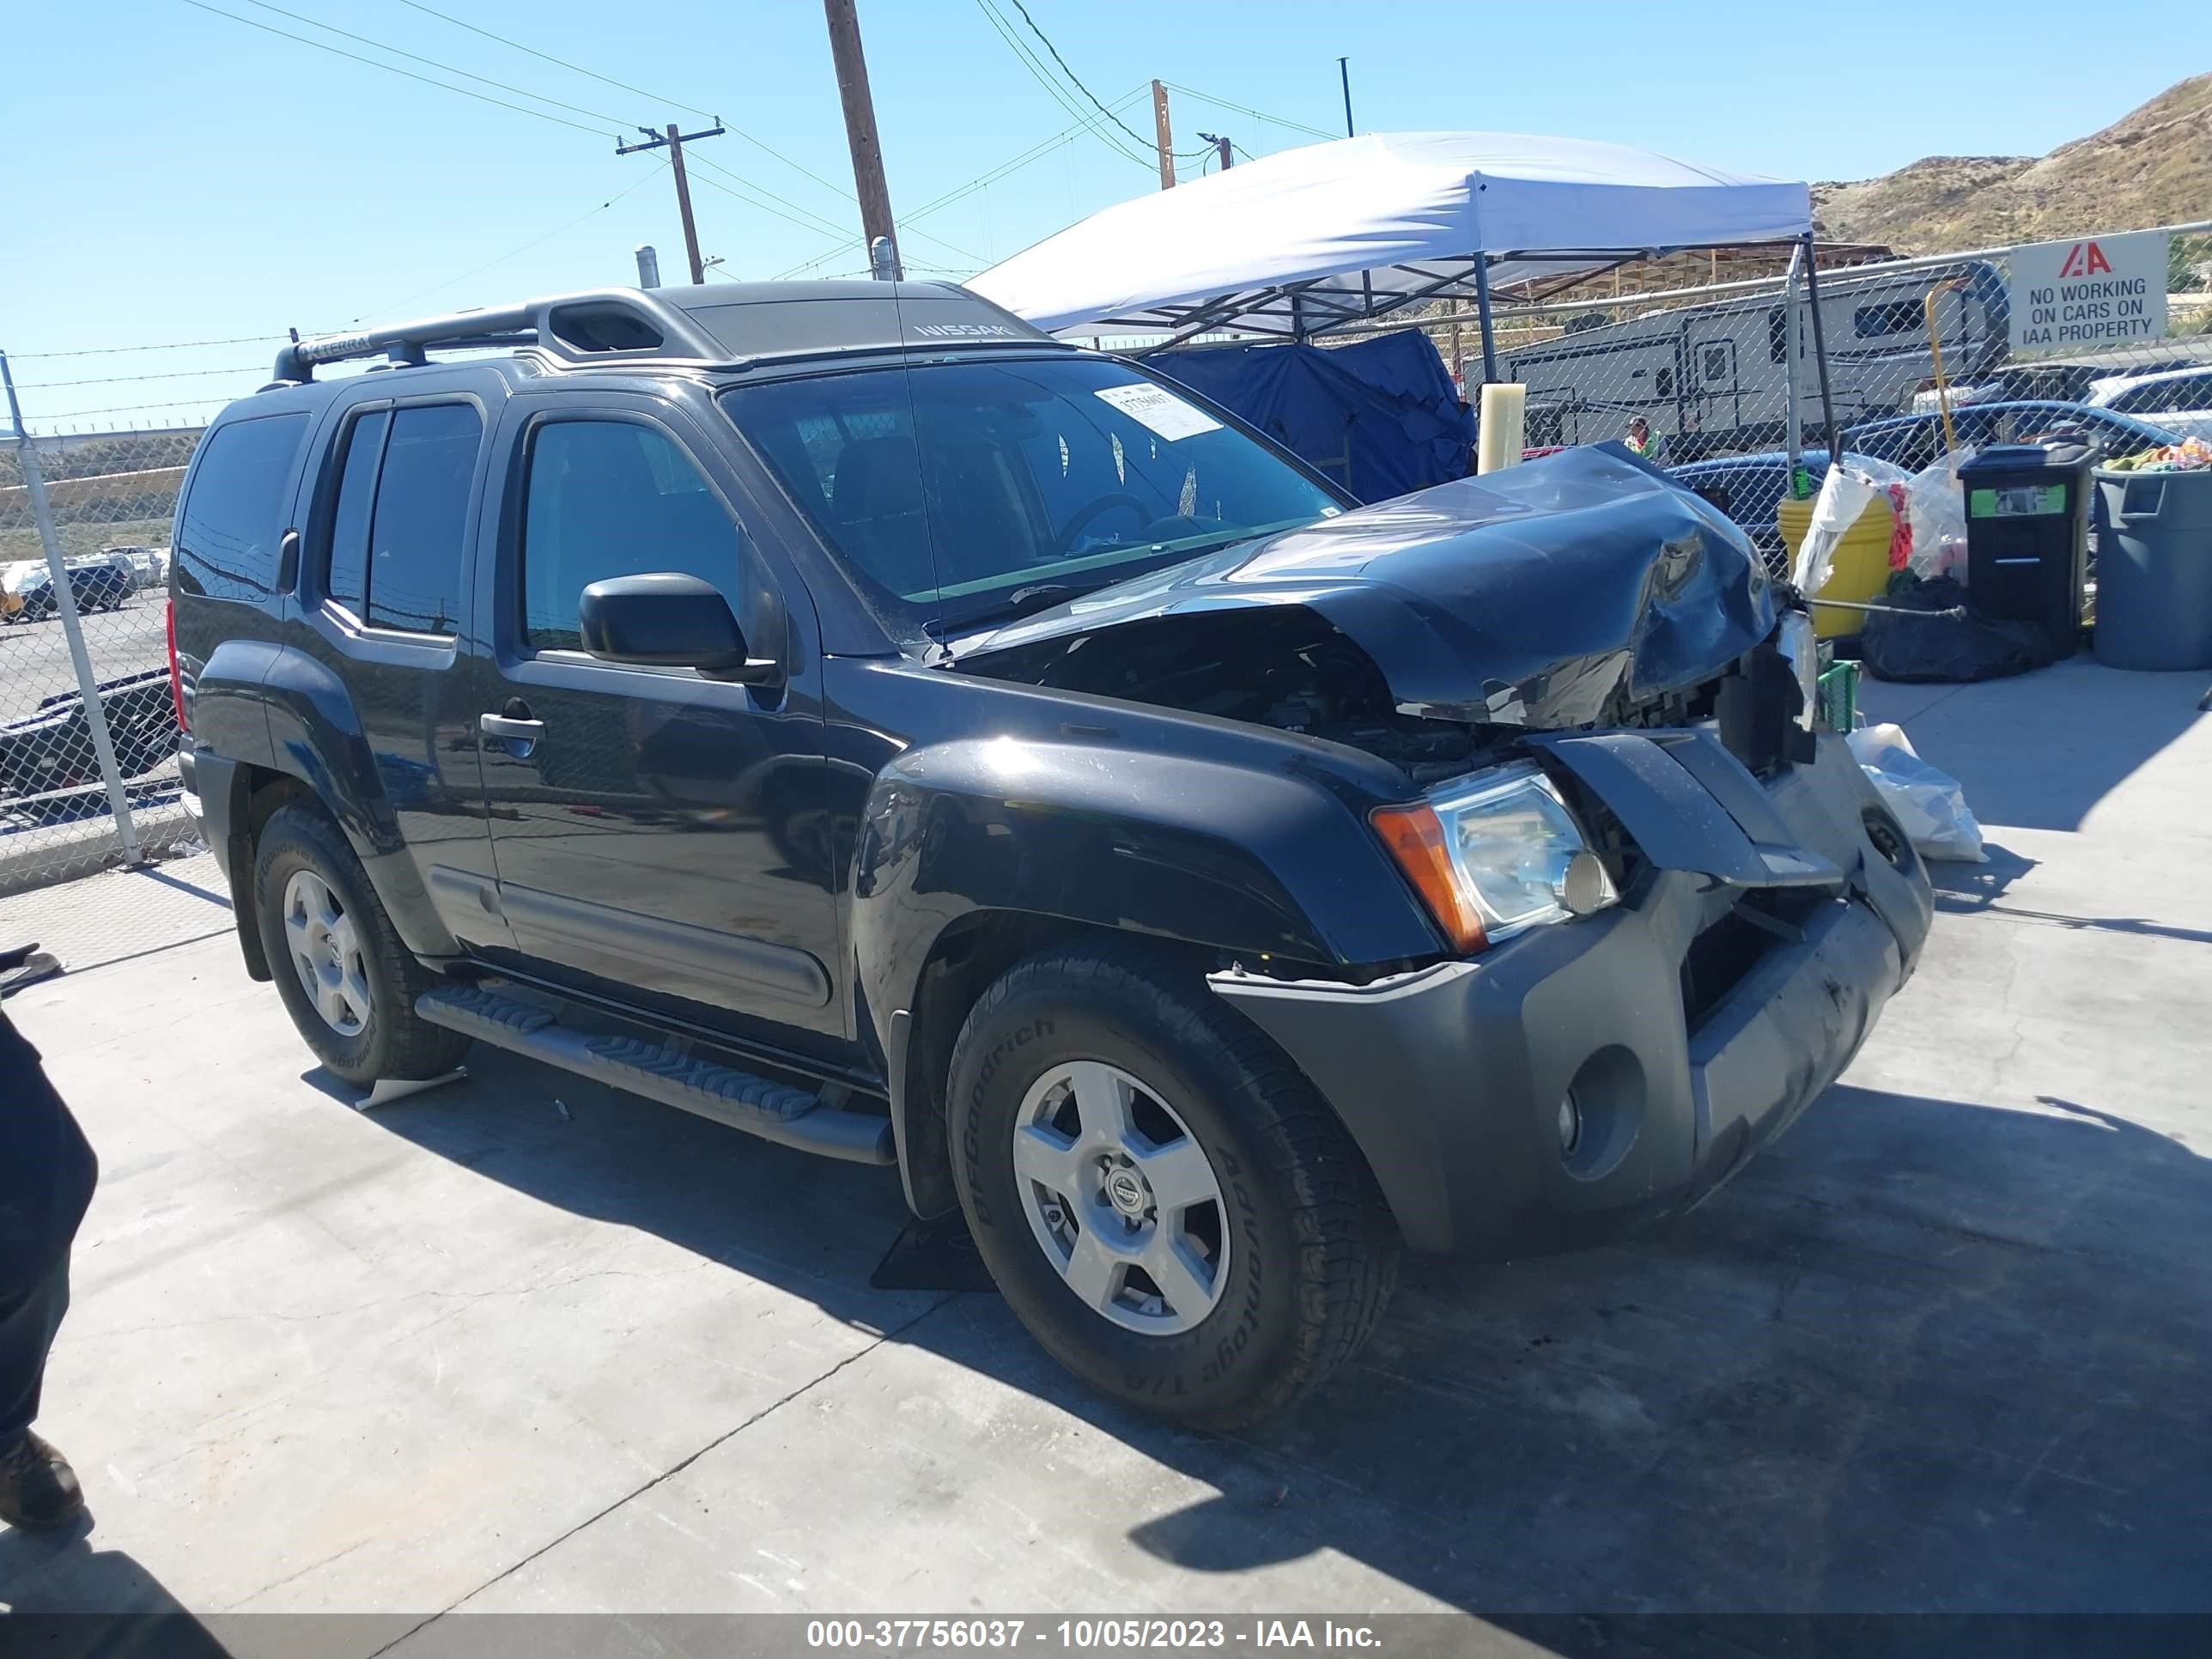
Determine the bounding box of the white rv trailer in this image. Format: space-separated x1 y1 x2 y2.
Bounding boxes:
1496 260 2007 461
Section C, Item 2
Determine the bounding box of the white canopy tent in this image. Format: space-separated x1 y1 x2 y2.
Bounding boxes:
969 131 1816 375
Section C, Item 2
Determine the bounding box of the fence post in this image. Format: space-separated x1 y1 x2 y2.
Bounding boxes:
0 350 144 866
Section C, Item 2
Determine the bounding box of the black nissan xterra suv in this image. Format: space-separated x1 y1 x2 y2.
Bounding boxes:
170 281 1932 1427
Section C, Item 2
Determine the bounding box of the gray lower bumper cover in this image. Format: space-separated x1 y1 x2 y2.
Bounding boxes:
1211 732 1933 1257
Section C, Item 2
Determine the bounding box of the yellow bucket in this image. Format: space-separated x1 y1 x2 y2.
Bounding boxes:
1778 494 1896 640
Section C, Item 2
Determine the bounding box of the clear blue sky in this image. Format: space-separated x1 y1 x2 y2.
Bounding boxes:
3 0 2197 428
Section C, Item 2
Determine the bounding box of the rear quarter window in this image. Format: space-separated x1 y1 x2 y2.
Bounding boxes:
174 412 309 603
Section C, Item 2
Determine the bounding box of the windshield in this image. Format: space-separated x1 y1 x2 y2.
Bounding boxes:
721 356 1343 640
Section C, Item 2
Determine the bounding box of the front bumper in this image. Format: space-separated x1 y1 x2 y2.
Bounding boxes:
1212 733 1933 1258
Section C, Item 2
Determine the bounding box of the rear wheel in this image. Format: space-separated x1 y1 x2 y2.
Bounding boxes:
948 939 1399 1428
253 804 471 1088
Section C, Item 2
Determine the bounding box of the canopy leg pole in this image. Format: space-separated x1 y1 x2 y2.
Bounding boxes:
1799 232 1841 466
1473 255 1498 385
1781 240 1805 493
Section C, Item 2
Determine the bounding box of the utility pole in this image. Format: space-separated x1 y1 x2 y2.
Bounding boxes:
617 121 726 286
1197 131 1232 172
1151 80 1176 189
823 0 901 278
1338 57 1355 137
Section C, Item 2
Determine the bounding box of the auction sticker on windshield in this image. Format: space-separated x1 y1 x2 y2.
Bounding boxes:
1096 382 1223 441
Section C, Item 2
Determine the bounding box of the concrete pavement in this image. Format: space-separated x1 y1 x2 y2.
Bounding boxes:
1 657 2207 1644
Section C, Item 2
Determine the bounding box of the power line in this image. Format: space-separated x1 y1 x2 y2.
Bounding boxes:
387 0 881 227
9 335 288 361
228 0 635 129
16 398 232 422
905 88 1147 222
1163 82 1337 141
770 86 1150 280
970 0 1152 169
174 0 611 136
384 0 715 118
685 153 984 265
1001 0 1158 155
688 168 872 250
15 364 270 391
348 161 669 324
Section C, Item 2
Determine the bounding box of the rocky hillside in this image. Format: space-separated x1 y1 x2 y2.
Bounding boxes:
1814 73 2211 251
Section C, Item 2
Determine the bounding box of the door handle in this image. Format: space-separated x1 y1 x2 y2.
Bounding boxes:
479 713 545 742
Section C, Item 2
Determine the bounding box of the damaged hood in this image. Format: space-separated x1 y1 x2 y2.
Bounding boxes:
959 443 1776 727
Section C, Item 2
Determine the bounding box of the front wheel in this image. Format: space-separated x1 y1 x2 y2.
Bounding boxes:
948 939 1399 1428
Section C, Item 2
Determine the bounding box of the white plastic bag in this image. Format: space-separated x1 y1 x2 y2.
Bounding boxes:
1791 459 1905 595
1847 722 1986 862
1902 447 1975 580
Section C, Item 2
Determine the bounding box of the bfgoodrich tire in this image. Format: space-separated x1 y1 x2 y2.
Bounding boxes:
948 939 1399 1428
253 804 471 1089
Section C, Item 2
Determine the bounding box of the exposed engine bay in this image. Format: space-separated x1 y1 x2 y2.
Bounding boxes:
952 606 1480 783
953 602 1809 789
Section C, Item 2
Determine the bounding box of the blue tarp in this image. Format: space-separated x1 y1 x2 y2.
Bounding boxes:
1152 329 1476 506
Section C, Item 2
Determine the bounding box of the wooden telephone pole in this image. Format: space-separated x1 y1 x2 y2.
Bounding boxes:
1151 80 1176 189
823 0 901 278
617 122 726 286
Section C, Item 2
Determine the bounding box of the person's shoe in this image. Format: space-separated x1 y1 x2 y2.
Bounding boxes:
0 1431 85 1529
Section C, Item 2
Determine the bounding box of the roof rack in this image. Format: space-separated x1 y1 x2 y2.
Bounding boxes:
270 288 730 384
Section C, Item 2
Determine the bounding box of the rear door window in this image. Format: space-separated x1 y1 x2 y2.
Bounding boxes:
323 409 388 615
365 404 480 635
174 412 309 603
313 403 481 635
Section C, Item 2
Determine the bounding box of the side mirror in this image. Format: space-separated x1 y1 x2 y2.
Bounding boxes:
577 573 781 685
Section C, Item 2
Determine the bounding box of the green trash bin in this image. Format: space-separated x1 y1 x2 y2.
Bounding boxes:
2092 468 2212 671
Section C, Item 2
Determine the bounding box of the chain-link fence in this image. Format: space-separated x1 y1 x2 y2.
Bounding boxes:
1299 221 2212 572
1 368 204 894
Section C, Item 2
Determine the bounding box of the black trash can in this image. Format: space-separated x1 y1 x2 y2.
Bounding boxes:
2093 467 2212 671
1960 441 2093 654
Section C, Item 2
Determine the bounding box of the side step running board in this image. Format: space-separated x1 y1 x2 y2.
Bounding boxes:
416 985 895 1166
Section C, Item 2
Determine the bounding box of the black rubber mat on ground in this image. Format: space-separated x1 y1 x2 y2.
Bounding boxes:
871 1210 999 1293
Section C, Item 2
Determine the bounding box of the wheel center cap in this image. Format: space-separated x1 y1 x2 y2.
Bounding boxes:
1104 1167 1149 1217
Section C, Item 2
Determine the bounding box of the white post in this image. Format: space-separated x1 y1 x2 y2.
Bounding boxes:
1 350 143 865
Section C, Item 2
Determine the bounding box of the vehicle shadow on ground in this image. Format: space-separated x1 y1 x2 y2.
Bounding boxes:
1930 842 2212 945
1881 659 2206 835
1928 841 2037 915
0 1513 235 1656
350 1048 2212 1620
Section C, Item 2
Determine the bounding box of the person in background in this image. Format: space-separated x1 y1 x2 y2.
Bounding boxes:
0 945 97 1530
1625 416 1659 460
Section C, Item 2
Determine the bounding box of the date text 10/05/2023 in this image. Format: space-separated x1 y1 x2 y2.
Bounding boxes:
805 1619 1384 1649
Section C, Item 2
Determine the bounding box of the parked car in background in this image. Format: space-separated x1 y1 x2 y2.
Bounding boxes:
1908 361 2107 413
1668 449 1897 570
2086 366 2212 441
1844 401 2182 472
102 546 161 591
1 558 131 623
0 667 179 808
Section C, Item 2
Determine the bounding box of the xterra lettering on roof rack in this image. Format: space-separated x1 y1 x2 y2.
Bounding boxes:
264 280 1065 387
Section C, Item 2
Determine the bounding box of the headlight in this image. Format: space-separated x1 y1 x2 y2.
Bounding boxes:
1371 763 1618 952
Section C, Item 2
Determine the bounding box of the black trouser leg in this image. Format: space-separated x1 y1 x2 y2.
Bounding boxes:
0 1257 70 1449
0 1002 97 1452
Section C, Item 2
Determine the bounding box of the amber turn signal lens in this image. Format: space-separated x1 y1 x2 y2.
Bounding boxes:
1370 802 1488 954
